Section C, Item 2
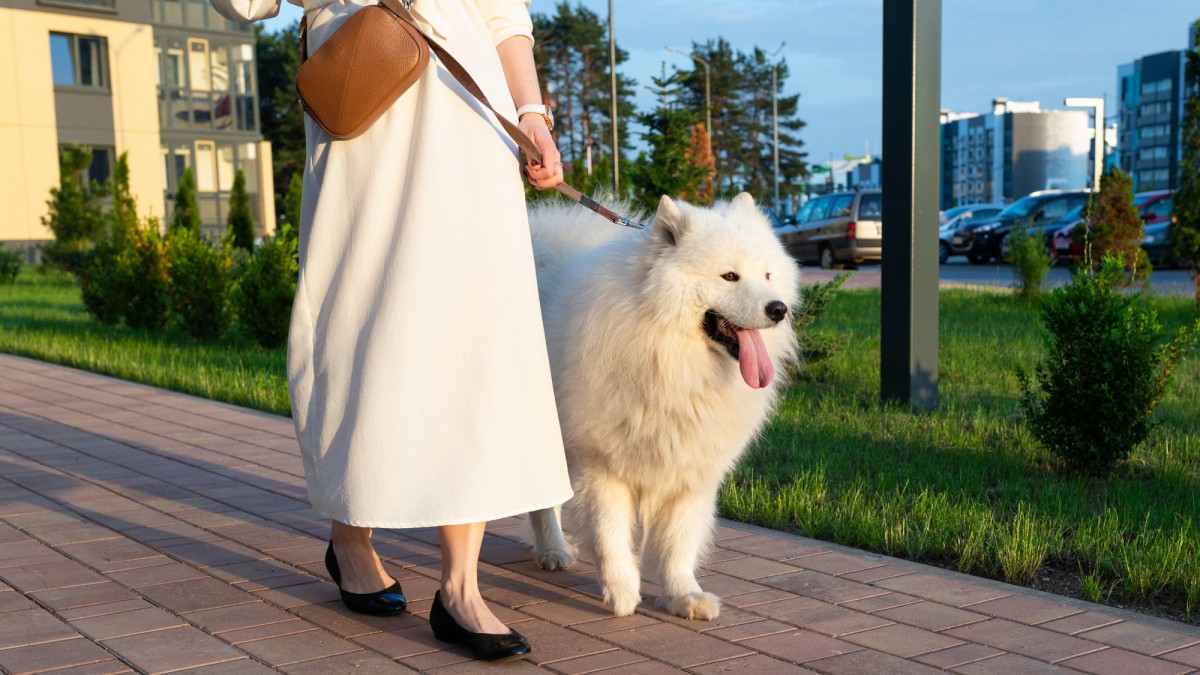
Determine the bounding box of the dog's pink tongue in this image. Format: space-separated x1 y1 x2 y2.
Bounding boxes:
736 329 774 389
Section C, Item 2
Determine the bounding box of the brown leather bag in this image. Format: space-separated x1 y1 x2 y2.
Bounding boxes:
295 0 429 139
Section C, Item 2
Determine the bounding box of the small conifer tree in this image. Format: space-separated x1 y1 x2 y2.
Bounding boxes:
227 170 255 251
1076 168 1148 285
171 167 201 234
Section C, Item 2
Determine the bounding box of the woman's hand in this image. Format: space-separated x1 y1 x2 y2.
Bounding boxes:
519 115 563 191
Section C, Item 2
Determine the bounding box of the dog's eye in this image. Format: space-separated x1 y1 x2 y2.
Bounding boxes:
721 272 739 282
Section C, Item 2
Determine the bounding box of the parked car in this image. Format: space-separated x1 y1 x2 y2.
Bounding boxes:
1048 204 1088 264
1049 190 1174 265
777 189 882 269
938 204 1005 264
952 190 1090 264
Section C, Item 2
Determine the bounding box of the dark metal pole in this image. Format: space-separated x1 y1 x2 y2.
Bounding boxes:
881 0 940 410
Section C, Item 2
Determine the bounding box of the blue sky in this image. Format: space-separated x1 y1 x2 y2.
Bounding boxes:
262 1 1198 165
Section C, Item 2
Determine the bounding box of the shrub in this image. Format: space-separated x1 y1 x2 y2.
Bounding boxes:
795 272 851 363
1018 255 1200 476
283 172 303 237
79 220 171 330
167 228 234 340
171 167 201 234
1076 168 1149 284
1007 220 1051 300
109 152 138 247
0 248 20 284
232 225 298 348
227 170 255 252
41 146 107 274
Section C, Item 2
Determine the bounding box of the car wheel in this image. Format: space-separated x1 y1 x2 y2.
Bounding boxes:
939 241 950 265
819 246 843 270
967 253 990 265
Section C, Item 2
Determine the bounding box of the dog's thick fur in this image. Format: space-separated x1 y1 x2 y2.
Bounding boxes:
526 194 800 620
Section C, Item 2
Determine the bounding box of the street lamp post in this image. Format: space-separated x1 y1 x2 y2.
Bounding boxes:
665 46 711 140
1064 97 1105 193
769 42 786 214
609 0 619 192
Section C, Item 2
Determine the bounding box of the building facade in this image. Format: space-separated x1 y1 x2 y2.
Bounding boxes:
1116 49 1187 192
0 0 274 253
940 99 1091 209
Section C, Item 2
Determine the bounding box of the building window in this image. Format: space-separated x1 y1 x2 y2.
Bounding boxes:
49 33 109 90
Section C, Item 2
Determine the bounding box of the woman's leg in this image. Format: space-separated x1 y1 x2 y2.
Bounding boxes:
438 522 509 634
330 520 396 593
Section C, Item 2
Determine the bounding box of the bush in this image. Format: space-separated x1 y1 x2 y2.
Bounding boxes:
0 248 20 284
167 228 234 340
795 272 851 364
233 225 298 348
171 167 201 234
227 170 255 252
79 221 171 330
1008 221 1051 300
41 147 107 274
1018 255 1200 476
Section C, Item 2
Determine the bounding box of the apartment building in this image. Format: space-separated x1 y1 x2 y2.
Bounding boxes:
1116 45 1188 192
0 0 274 254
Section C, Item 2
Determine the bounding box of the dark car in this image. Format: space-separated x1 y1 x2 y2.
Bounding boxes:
951 190 1091 264
1137 191 1175 265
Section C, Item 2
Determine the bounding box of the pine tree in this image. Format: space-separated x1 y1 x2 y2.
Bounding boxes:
1079 168 1149 285
171 167 201 234
41 146 106 273
227 170 255 251
1170 19 1200 309
109 152 138 246
630 106 709 211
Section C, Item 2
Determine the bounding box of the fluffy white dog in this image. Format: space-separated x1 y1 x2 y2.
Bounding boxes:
526 193 800 620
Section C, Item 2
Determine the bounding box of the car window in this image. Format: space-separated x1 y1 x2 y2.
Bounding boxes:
1053 204 1084 225
794 200 816 223
858 194 882 219
828 195 854 218
1143 197 1173 221
1039 197 1073 222
999 195 1039 218
807 197 834 221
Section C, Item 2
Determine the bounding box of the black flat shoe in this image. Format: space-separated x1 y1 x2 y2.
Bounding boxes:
430 591 531 662
324 542 407 616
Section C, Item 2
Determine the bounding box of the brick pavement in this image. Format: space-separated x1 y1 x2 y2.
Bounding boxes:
0 353 1198 674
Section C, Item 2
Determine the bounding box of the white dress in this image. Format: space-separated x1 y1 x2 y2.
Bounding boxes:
210 0 573 527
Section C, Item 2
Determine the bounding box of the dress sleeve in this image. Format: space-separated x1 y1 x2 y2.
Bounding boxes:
208 0 281 24
475 0 535 47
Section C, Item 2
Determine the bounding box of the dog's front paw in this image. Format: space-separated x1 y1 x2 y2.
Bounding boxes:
603 583 642 617
662 592 721 621
535 548 574 571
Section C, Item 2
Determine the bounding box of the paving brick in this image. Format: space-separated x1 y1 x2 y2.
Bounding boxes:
950 653 1068 673
704 557 801 581
912 643 1004 669
602 622 751 668
569 612 661 636
480 573 579 609
519 593 615 626
790 551 886 576
138 576 256 613
210 618 316 644
183 601 297 633
961 595 1081 625
353 625 444 658
1076 621 1200 656
719 535 828 562
103 625 245 673
69 606 186 639
738 629 862 663
57 599 154 620
0 637 115 674
236 629 361 666
874 600 989 632
36 525 120 546
759 570 889 605
873 573 1009 608
841 622 965 658
509 618 615 665
160 540 267 568
0 607 81 648
693 573 772 600
58 538 159 566
946 618 1107 663
0 559 107 592
250 579 341 608
1036 612 1121 636
805 648 946 674
719 588 797 609
106 560 208 587
173 658 278 674
31 581 139 610
290 600 424 638
1057 647 1193 675
688 653 813 674
0 589 36 613
206 558 305 584
1160 643 1200 668
591 661 688 674
281 650 417 674
839 565 915 584
41 659 135 674
838 592 920 613
705 619 794 642
750 596 892 637
545 649 645 674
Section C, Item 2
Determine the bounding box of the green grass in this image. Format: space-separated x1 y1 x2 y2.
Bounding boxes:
724 286 1200 620
0 267 288 415
2 266 1199 619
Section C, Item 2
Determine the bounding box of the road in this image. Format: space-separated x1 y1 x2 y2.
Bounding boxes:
801 259 1196 296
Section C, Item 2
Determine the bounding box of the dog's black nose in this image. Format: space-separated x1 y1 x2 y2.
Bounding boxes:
765 301 788 323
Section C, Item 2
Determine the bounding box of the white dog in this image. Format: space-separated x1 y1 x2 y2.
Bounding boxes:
526 193 800 620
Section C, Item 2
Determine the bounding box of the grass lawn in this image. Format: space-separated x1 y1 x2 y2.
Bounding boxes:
2 265 1199 620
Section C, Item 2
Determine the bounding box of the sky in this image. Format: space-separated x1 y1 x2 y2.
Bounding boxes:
261 0 1198 166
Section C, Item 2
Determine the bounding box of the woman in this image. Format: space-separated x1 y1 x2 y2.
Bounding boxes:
209 0 573 662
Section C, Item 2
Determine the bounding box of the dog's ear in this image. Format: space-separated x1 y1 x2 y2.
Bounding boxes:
731 192 756 211
652 195 688 247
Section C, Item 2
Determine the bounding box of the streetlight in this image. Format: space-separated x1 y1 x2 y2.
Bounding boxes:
608 0 619 192
769 42 786 214
1064 97 1105 193
665 45 711 140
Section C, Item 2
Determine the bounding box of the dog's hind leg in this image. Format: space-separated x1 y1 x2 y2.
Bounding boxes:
644 487 721 620
581 475 642 617
529 506 574 571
